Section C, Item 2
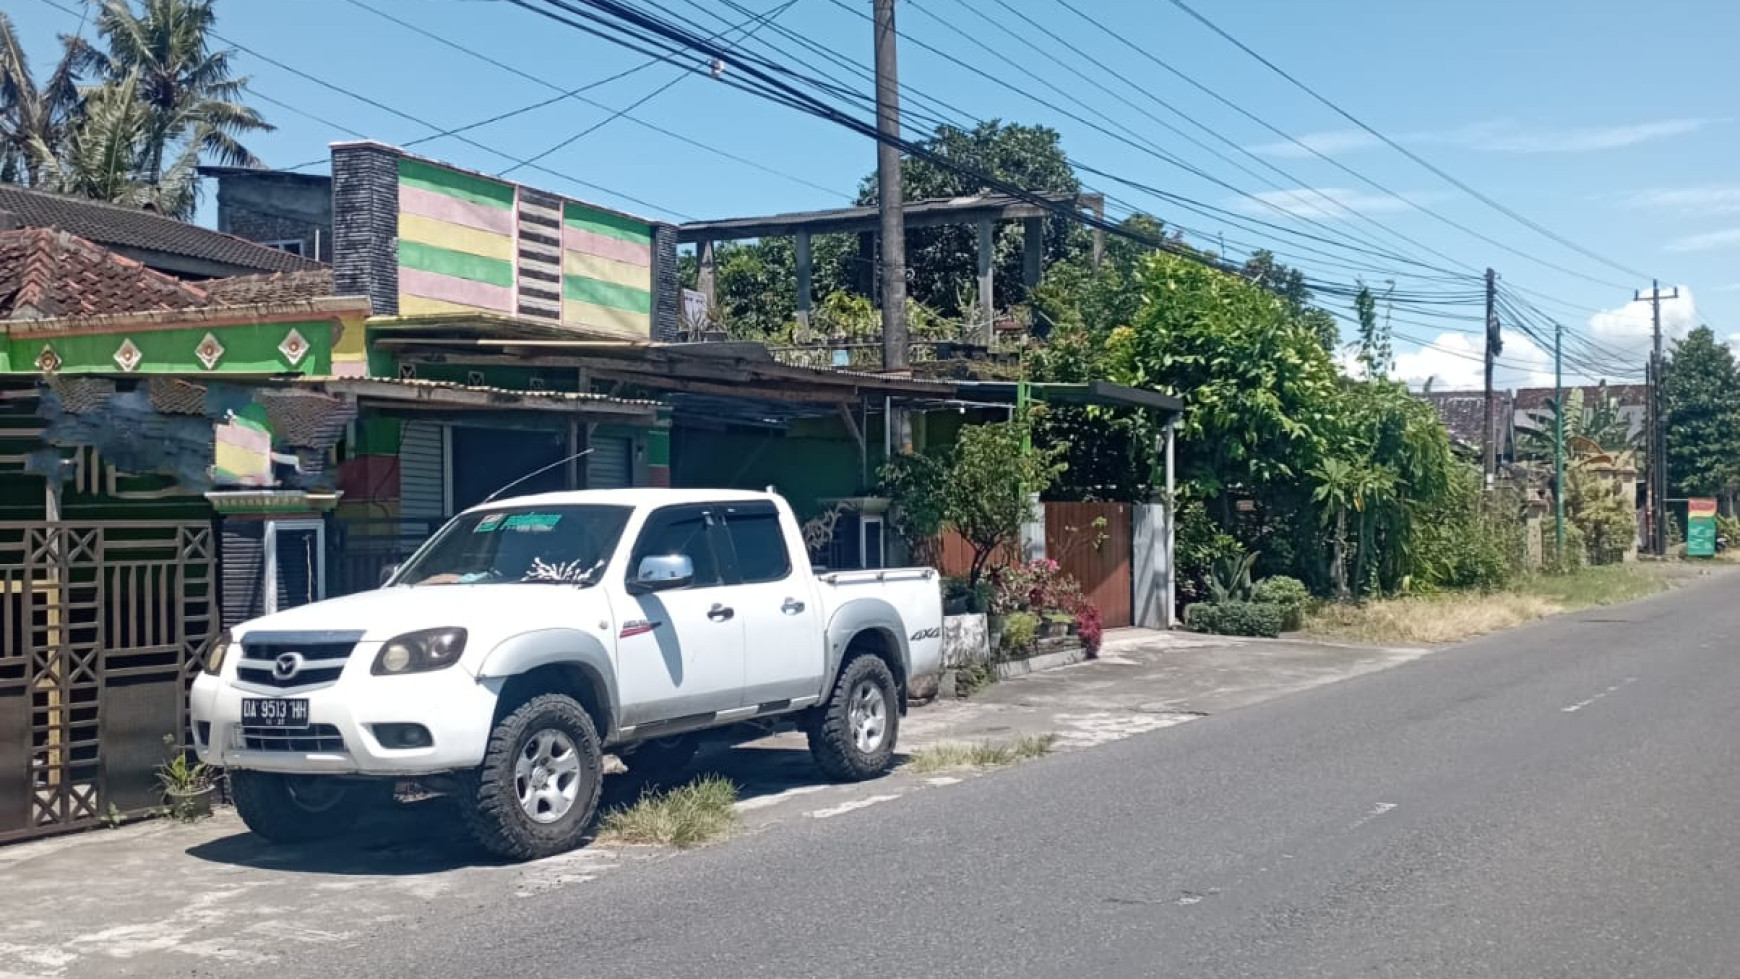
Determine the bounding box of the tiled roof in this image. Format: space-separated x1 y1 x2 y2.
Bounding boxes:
201 269 335 306
1 228 340 320
1418 390 1511 448
0 228 210 318
0 184 323 274
1513 384 1649 411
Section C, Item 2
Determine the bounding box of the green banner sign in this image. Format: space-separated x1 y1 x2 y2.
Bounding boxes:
1687 498 1718 558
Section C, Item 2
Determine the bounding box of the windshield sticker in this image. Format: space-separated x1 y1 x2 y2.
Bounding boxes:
475 514 505 533
524 557 594 583
503 513 562 532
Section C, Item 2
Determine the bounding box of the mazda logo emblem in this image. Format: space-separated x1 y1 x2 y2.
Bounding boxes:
272 652 305 680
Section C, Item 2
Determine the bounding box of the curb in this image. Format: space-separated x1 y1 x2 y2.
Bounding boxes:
993 645 1089 679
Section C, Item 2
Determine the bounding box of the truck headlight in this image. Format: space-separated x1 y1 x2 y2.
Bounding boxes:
203 631 232 676
371 628 468 675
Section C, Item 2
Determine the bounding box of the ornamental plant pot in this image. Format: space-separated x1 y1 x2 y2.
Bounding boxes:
164 785 214 821
1040 620 1070 640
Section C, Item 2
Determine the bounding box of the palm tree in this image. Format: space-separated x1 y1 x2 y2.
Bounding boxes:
1311 457 1398 599
0 12 82 186
68 0 271 185
35 70 199 217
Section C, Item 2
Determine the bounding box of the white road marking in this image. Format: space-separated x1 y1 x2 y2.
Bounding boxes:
734 784 828 811
1053 711 1201 749
924 776 963 787
807 794 901 819
1562 677 1637 713
1347 801 1398 831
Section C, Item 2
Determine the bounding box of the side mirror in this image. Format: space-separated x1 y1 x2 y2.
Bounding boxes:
379 563 401 587
628 554 694 594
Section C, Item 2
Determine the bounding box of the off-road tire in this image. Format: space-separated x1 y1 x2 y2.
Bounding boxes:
808 654 900 781
230 771 385 843
625 735 700 777
457 694 603 862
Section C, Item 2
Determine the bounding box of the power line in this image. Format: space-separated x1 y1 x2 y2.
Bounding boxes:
343 0 846 198
1159 0 1656 286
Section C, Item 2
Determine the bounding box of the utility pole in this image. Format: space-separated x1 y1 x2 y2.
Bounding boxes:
1483 268 1500 488
1638 279 1679 556
873 0 910 452
1553 320 1565 564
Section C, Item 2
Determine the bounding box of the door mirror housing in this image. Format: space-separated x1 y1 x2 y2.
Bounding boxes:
379 563 401 587
628 554 694 594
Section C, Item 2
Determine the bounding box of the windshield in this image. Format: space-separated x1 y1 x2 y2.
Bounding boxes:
395 504 632 586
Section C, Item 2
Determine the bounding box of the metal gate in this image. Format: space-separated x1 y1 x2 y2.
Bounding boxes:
0 521 218 843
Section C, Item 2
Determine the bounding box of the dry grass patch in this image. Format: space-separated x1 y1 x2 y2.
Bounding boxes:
906 734 1058 773
597 775 739 849
1304 566 1670 645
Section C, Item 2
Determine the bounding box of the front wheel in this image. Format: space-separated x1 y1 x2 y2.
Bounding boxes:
457 694 604 861
230 771 387 843
808 654 900 781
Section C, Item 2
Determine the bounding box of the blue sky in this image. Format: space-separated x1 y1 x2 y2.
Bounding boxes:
12 0 1739 390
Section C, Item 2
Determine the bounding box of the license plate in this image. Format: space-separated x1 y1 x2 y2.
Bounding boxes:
242 698 309 727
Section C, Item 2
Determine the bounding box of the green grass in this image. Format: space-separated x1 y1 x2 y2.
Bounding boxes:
596 775 739 849
1304 564 1671 645
906 734 1058 773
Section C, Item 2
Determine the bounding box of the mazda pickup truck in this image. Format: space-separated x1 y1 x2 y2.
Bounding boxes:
191 489 943 860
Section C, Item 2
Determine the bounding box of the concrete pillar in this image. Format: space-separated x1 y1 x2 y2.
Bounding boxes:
696 239 717 325
1022 216 1044 292
795 230 813 328
1133 503 1169 630
1020 494 1046 563
1164 418 1177 627
976 215 995 345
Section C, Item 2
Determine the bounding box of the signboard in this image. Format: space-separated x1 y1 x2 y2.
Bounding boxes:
1687 498 1718 557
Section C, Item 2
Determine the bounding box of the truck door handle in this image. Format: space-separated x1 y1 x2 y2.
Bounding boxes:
781 598 806 614
708 604 735 622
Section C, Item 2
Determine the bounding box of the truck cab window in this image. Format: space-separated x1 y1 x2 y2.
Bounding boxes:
722 504 791 584
630 506 723 587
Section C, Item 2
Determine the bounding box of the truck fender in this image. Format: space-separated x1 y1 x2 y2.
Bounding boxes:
474 629 620 738
823 598 912 693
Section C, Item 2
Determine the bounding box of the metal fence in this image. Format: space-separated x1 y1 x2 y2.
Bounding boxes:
327 517 443 598
0 521 217 843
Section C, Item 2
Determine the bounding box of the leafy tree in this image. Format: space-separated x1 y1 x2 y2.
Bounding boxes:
856 120 1088 316
0 12 80 186
1565 459 1635 565
1242 249 1338 352
1105 250 1341 512
69 0 271 186
877 449 951 568
942 419 1067 585
1353 282 1393 379
1663 326 1740 500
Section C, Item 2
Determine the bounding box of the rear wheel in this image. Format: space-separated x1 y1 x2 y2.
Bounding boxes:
808 654 899 781
457 694 603 861
230 771 386 843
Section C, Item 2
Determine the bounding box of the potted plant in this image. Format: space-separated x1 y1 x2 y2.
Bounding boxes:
157 734 214 821
1041 612 1075 640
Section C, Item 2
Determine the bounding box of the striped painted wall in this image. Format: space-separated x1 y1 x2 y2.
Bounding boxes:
386 154 654 338
562 201 652 337
396 158 518 318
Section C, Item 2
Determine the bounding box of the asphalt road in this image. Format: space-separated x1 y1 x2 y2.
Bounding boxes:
294 575 1739 978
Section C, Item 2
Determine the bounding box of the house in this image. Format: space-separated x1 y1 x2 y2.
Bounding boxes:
1418 389 1513 460
0 144 1183 844
200 165 334 262
1512 383 1649 446
0 184 322 279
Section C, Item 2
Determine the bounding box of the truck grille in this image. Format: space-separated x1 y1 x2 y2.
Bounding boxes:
237 639 357 689
240 723 346 752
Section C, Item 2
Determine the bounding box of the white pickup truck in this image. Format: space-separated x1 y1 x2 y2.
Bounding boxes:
191 489 942 860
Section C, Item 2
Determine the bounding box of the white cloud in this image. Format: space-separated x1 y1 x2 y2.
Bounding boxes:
1665 227 1740 253
1394 329 1554 392
1247 129 1380 159
1444 118 1713 153
1234 186 1428 221
1616 185 1740 215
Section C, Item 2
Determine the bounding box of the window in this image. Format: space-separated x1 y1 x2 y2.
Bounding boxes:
260 239 305 256
397 505 631 586
722 503 791 583
629 505 723 588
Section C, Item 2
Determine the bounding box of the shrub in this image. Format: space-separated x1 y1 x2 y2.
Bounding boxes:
942 576 992 615
998 611 1040 654
1184 601 1285 638
1074 601 1104 656
988 559 1084 615
1250 576 1309 630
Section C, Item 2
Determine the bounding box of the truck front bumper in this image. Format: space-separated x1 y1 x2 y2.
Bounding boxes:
190 653 500 777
